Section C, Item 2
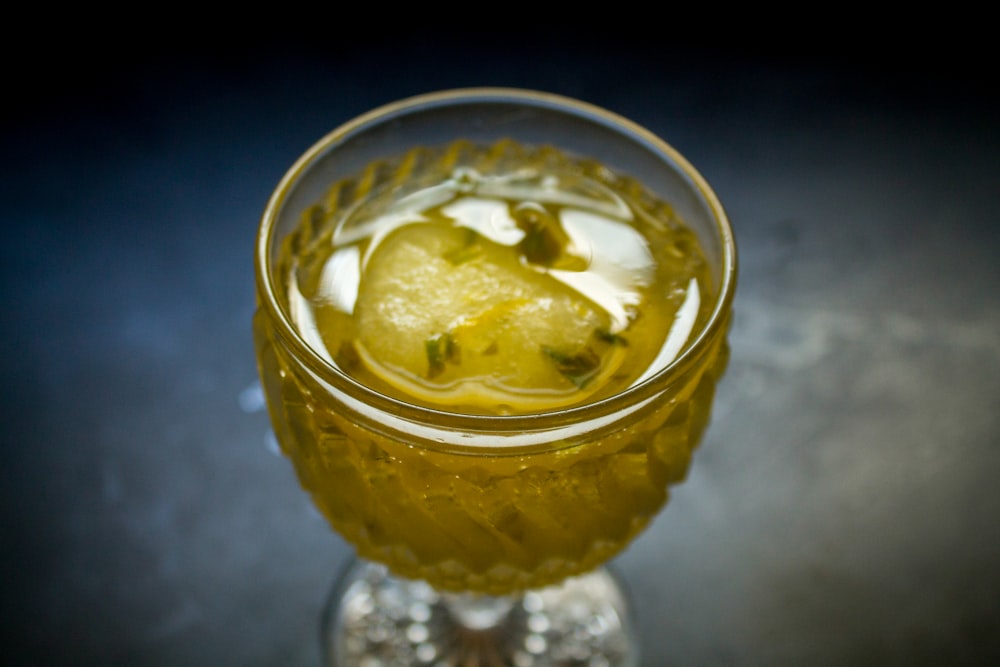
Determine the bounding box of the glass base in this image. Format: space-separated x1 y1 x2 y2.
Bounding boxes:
322 559 639 666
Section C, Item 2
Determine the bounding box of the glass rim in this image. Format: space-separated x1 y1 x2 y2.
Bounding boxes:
255 87 737 431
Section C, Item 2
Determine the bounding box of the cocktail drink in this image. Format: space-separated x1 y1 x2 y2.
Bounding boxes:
254 89 736 666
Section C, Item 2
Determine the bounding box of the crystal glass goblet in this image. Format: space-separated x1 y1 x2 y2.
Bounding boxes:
253 88 736 666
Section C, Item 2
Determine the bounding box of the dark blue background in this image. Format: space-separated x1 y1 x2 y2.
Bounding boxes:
3 24 998 666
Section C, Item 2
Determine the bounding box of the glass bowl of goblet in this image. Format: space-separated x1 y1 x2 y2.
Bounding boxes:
253 88 736 666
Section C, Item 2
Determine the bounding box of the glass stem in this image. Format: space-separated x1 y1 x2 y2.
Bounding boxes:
442 592 517 630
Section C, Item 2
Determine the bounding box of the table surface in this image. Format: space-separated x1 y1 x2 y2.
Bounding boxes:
2 30 998 666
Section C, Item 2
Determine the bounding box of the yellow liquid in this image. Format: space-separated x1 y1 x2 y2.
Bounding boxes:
255 139 730 593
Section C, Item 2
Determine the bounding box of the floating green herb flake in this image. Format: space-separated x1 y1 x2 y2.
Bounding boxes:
542 345 602 388
595 328 629 347
425 332 459 378
335 341 361 372
513 203 569 267
519 227 560 266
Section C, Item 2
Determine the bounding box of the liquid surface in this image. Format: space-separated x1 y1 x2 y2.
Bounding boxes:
281 141 712 414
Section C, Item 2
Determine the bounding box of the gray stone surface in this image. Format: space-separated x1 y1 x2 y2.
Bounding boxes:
2 32 997 666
